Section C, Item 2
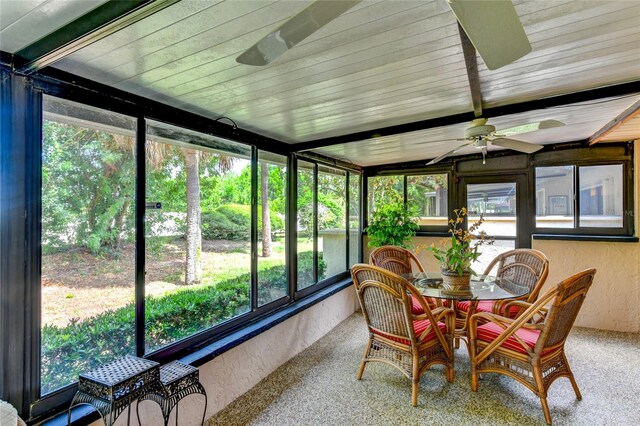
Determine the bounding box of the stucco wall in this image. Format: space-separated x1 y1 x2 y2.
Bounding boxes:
532 239 639 332
102 286 359 425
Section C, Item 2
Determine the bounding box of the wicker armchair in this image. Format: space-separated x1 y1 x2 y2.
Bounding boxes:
468 268 596 425
455 249 549 342
369 245 439 311
369 245 425 275
351 264 455 406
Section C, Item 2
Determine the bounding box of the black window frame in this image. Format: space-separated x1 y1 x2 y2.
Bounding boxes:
364 168 453 236
533 145 634 237
0 69 364 423
293 155 361 299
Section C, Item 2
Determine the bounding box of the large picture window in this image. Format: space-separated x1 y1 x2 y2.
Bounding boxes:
144 120 252 353
41 96 137 395
36 97 307 413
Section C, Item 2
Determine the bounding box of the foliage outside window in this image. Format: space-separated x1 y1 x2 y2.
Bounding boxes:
348 174 361 267
39 98 305 396
407 174 448 226
258 152 288 306
367 175 403 221
41 97 136 394
297 161 316 290
145 120 253 353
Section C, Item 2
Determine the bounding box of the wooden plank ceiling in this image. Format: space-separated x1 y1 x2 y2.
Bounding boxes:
1 0 639 166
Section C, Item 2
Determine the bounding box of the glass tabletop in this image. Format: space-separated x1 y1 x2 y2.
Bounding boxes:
402 272 531 301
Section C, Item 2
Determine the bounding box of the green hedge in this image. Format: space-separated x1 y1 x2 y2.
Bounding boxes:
41 251 325 394
201 204 284 241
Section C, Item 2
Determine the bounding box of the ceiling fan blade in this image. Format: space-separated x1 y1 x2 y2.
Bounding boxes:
236 0 361 66
496 120 565 136
447 0 531 70
426 142 471 165
491 137 543 154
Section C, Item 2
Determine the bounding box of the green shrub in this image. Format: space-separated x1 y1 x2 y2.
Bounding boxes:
201 210 248 240
201 204 284 241
41 255 319 393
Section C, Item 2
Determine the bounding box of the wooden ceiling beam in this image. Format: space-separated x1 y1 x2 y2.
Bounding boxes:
587 99 640 145
457 23 483 118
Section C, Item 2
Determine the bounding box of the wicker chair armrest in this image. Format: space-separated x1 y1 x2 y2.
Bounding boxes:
469 311 537 358
492 296 526 316
471 289 558 364
469 311 515 334
503 300 549 323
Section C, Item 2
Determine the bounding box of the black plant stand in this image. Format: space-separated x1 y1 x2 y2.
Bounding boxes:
68 355 160 426
136 361 207 426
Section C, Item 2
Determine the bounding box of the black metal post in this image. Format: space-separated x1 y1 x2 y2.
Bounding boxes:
135 117 146 357
251 147 258 311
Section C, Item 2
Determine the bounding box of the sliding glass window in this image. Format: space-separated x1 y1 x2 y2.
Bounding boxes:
535 163 627 233
297 160 316 290
257 151 288 306
318 166 347 280
41 96 136 395
296 159 356 291
407 174 448 227
348 173 361 267
145 120 252 353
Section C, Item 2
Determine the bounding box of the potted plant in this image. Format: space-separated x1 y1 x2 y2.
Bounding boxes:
365 202 419 248
429 207 493 289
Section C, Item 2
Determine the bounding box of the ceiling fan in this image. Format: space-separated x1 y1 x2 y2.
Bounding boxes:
236 0 531 69
426 118 565 165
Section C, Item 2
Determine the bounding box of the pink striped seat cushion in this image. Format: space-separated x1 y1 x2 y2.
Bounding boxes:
457 300 525 318
411 295 425 314
475 322 551 355
456 300 494 314
373 319 446 346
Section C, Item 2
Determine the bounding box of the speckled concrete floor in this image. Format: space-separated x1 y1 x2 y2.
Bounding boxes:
207 313 640 426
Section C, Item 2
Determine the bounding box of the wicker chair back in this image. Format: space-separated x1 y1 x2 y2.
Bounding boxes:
352 264 415 342
537 269 596 351
484 249 549 303
369 245 425 276
351 264 446 346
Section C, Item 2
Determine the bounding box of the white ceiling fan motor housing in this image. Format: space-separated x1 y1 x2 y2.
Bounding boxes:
465 123 495 139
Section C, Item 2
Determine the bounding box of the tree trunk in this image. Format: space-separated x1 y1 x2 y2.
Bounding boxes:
184 149 202 285
113 199 130 249
261 162 272 257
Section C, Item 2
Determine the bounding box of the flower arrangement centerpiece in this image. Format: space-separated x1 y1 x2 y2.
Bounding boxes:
429 207 493 289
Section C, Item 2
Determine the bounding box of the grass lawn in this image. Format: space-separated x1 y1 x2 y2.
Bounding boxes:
42 238 291 327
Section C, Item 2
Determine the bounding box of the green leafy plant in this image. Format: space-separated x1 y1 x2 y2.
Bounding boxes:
428 207 493 276
365 202 419 248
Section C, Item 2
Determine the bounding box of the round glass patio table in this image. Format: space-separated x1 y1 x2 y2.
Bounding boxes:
402 271 532 347
402 272 530 302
